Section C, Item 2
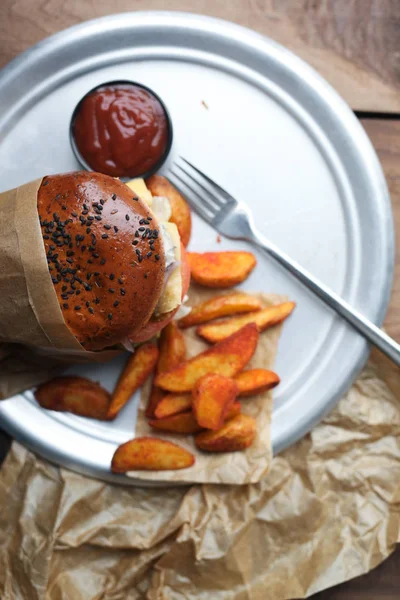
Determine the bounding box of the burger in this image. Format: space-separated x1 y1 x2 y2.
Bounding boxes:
37 171 190 351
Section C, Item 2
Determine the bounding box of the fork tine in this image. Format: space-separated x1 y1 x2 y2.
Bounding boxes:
179 157 231 201
168 171 216 223
174 163 225 209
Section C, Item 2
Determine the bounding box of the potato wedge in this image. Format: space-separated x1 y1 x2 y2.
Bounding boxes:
145 322 186 418
192 374 238 430
186 251 256 288
157 321 186 374
195 414 256 452
178 292 262 329
35 376 111 420
111 437 195 472
146 175 192 246
235 369 280 397
108 343 159 419
155 323 259 392
149 401 241 434
149 412 203 434
197 301 296 343
154 393 192 419
227 401 241 420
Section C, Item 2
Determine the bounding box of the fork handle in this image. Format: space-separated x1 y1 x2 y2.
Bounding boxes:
250 230 400 367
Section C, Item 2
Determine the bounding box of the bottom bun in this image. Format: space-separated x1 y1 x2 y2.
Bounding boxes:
130 245 190 343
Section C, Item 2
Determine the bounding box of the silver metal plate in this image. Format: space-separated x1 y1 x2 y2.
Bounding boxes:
0 12 394 485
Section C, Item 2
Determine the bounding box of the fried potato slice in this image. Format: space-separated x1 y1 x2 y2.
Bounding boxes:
235 369 280 397
197 302 296 343
111 437 195 472
35 376 112 420
146 175 192 246
192 374 238 430
155 323 259 392
108 342 159 419
154 393 192 419
145 322 186 418
195 414 256 452
186 251 256 288
178 292 262 329
149 401 241 434
149 412 203 434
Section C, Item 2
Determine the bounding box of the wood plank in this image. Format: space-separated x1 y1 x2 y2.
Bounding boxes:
0 1 399 112
361 119 400 341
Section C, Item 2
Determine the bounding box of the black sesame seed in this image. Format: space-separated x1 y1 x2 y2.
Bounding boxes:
109 288 115 293
51 276 58 284
93 253 99 258
82 210 89 216
66 250 75 257
61 293 68 300
125 214 130 221
87 216 94 221
94 298 100 304
95 215 102 221
86 301 90 307
138 227 145 232
133 196 138 201
66 258 73 264
120 288 126 296
114 226 118 233
104 224 111 230
74 306 81 311
155 254 160 261
83 204 88 211
43 235 49 240
113 300 119 307
62 285 67 291
101 234 108 239
49 245 55 251
83 282 92 291
100 258 106 265
135 231 139 238
144 273 148 279
146 252 152 258
118 278 124 285
100 199 105 205
86 228 91 234
132 240 138 246
108 313 112 320
71 212 78 218
112 194 116 200
109 273 115 280
88 259 93 264
76 290 81 295
88 307 94 314
63 303 69 309
86 273 92 280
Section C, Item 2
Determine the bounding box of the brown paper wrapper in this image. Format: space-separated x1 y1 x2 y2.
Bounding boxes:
0 179 120 399
129 288 284 485
0 349 399 599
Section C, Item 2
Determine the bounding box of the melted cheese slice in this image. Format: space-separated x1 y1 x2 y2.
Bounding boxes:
126 178 182 315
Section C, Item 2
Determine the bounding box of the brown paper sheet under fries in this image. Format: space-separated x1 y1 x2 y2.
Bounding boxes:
0 349 399 599
129 288 284 485
0 179 121 400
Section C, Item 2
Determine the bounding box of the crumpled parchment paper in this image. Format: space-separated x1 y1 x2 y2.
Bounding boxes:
0 349 399 600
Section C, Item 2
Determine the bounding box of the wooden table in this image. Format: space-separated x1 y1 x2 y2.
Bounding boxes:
0 2 399 598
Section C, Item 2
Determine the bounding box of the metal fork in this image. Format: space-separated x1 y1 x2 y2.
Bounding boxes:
168 157 400 367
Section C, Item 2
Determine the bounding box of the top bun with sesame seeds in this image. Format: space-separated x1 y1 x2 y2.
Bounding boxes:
37 171 167 351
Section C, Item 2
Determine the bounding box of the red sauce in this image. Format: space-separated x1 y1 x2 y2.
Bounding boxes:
72 83 169 178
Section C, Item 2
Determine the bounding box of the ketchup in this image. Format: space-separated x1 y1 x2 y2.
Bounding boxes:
72 83 170 178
